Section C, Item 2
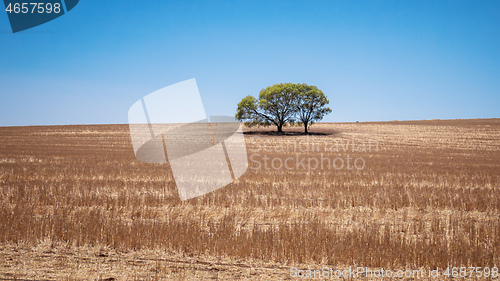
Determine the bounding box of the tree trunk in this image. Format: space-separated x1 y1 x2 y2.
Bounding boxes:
277 123 283 133
304 122 308 134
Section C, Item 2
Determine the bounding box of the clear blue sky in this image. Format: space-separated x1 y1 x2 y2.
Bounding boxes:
1 0 499 126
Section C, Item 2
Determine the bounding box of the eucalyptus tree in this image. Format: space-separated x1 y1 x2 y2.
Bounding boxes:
295 84 332 134
236 83 298 133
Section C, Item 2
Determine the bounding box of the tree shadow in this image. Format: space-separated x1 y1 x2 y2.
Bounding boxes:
242 130 340 137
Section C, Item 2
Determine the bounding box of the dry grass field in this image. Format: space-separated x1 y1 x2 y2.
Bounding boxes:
0 119 499 280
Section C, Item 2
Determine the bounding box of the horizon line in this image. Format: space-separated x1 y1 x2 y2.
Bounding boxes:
1 118 499 128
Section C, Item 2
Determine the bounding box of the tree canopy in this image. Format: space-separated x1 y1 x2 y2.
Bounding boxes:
236 83 331 134
295 84 332 134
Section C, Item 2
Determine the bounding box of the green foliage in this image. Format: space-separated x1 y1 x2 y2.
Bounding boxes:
236 83 332 133
295 84 332 133
257 83 298 131
236 95 258 121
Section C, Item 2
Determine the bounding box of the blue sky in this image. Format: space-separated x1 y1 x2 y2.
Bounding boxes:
0 0 499 126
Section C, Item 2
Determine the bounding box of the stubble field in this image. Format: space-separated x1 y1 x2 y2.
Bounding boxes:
0 119 499 280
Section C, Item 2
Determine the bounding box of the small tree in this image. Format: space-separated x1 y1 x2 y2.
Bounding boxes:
295 84 332 134
236 83 298 133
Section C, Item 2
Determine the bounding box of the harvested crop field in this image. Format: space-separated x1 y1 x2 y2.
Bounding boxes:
0 119 499 280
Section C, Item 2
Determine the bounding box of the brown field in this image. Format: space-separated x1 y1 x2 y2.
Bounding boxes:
0 119 499 280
